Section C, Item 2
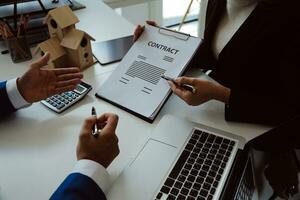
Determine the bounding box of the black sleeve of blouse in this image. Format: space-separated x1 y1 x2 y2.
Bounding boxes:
225 16 300 125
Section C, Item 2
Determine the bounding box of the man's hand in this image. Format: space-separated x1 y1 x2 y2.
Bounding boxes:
169 76 231 106
77 113 120 168
17 53 83 103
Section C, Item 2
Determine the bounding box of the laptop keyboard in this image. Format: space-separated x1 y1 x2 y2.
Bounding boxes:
155 129 236 200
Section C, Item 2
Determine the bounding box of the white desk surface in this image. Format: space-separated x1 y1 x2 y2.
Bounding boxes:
0 1 271 199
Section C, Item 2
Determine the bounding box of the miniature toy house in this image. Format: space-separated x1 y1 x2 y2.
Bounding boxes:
44 6 79 40
35 5 95 71
35 36 67 68
61 29 95 70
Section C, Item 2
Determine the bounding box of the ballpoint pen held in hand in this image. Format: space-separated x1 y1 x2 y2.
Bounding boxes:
91 106 100 137
161 74 196 94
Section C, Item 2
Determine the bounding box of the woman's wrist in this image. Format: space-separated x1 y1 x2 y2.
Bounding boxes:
211 83 231 104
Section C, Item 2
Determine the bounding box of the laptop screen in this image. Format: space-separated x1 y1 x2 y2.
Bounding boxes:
219 149 254 200
233 116 300 200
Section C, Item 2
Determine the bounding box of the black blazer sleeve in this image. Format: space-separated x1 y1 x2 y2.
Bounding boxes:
224 7 300 125
193 0 300 125
0 81 16 117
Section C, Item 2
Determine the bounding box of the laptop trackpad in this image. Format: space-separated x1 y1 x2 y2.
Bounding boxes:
107 139 178 200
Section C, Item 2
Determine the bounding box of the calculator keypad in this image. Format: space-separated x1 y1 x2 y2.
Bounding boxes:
44 91 80 111
41 82 92 113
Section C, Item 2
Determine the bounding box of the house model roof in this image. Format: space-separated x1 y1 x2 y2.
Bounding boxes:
35 37 66 60
44 6 79 29
60 29 95 50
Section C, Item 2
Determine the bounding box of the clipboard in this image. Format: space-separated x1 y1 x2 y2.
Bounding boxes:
95 92 174 123
95 25 202 123
158 26 191 41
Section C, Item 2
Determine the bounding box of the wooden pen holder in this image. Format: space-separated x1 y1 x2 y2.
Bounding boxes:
6 36 32 63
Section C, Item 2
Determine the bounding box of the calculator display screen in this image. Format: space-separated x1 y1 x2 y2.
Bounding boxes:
75 85 86 94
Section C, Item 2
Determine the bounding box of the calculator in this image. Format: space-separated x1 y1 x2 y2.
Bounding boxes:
41 82 92 113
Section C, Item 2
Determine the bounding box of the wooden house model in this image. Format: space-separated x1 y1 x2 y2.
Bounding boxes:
43 6 79 40
35 6 95 71
61 29 95 70
34 36 67 68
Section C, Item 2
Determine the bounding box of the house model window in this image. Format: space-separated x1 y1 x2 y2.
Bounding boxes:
81 37 88 47
34 6 95 71
50 19 58 29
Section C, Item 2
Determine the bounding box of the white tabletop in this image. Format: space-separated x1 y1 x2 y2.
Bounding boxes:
0 1 271 199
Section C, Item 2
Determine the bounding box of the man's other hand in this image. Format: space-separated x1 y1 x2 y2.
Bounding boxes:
17 52 83 103
77 113 120 168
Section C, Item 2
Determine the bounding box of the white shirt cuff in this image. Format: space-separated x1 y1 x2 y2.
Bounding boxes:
72 159 111 194
6 78 31 110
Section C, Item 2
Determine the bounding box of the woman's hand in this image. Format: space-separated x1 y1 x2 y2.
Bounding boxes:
133 20 157 42
168 76 231 106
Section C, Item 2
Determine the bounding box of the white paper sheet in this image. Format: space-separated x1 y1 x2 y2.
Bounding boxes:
96 25 201 121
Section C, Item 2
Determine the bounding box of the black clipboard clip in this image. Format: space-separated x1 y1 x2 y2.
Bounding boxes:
158 26 191 41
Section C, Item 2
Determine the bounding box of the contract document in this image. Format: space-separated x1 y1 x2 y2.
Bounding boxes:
96 25 202 122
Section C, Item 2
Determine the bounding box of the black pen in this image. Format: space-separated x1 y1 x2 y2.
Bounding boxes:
161 75 196 94
1 50 9 55
91 107 99 137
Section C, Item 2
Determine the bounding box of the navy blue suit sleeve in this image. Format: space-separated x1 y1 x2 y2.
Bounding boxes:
50 173 107 200
0 81 16 117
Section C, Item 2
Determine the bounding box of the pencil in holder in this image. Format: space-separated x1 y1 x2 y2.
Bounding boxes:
6 35 32 63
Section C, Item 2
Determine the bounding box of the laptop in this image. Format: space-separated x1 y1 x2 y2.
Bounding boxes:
92 35 134 65
107 115 254 200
